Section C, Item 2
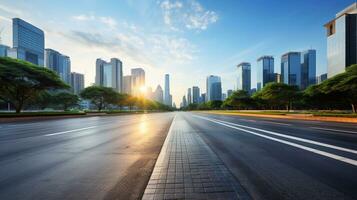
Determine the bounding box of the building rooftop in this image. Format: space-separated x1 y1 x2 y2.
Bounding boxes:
257 56 274 62
237 62 251 67
336 2 357 18
281 52 300 57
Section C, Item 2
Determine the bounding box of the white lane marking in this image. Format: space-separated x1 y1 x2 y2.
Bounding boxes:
194 115 357 167
310 127 357 134
195 115 357 155
44 126 98 136
262 121 291 126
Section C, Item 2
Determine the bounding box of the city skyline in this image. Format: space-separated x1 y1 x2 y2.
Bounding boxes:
0 0 355 105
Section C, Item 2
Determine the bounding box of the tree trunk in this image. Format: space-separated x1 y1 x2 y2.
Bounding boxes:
352 104 356 113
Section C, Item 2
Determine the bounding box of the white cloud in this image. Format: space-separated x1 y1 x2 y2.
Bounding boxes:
0 4 23 16
159 0 218 31
72 14 96 21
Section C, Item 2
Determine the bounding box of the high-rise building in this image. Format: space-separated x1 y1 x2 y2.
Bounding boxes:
281 52 301 88
153 85 164 103
187 88 192 104
0 44 9 57
182 95 187 108
164 74 171 106
325 3 357 78
222 93 227 101
45 49 71 84
131 68 145 96
8 18 44 66
317 73 328 84
301 49 316 90
274 73 281 83
192 86 200 104
227 90 233 97
95 58 123 92
257 56 274 91
70 72 84 95
123 75 132 94
206 75 222 101
237 62 251 92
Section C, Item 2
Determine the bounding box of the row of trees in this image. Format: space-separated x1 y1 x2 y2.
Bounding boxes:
184 64 357 113
0 57 171 113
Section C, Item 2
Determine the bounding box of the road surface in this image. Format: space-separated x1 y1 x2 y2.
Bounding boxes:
0 112 357 199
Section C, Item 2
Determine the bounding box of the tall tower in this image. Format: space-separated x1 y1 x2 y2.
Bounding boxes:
164 74 171 106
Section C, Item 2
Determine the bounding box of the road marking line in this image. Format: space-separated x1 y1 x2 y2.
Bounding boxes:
262 121 291 126
194 115 357 155
44 126 98 136
310 127 357 134
194 115 357 167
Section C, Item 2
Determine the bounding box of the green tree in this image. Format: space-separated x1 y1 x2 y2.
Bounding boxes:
260 83 299 111
223 90 253 110
208 100 223 110
80 86 118 111
52 92 79 110
0 57 68 113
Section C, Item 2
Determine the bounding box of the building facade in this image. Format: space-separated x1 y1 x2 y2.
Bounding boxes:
0 44 9 57
187 88 192 105
131 68 145 96
164 74 171 106
123 75 132 94
45 49 71 84
70 72 84 95
281 52 301 88
95 58 123 92
257 56 274 91
153 85 164 103
9 18 44 66
192 86 200 104
301 49 316 90
317 73 328 84
206 75 222 101
325 3 357 78
237 62 251 92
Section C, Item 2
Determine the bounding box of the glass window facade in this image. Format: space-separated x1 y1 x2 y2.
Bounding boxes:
103 63 113 88
237 63 251 92
45 49 71 84
301 50 316 89
281 52 301 88
206 75 222 101
257 56 274 91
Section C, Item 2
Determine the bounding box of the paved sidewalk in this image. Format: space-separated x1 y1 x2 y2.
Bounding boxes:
142 115 250 200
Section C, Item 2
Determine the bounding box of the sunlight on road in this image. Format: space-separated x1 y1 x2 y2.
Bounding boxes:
139 115 148 134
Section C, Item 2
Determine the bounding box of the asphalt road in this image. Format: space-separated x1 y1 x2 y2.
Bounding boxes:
0 113 174 200
1 112 357 200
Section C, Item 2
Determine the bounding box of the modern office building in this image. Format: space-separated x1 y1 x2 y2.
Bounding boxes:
301 49 316 89
182 95 187 107
325 3 357 78
123 75 132 94
8 18 44 66
164 74 171 106
317 73 328 84
45 49 71 84
237 62 251 92
131 68 145 96
70 72 84 95
95 58 123 92
222 93 227 101
192 86 200 104
227 89 233 97
200 93 206 103
257 56 274 91
153 85 164 103
0 44 9 57
187 88 192 104
274 73 281 83
206 75 222 101
281 52 301 88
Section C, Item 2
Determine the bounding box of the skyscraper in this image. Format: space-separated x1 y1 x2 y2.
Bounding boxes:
227 90 233 97
153 85 164 103
187 88 192 104
182 95 187 107
0 44 9 57
206 75 222 101
237 62 251 92
164 74 171 106
70 72 84 95
192 86 200 104
45 49 71 84
95 58 123 92
200 93 206 103
281 52 301 88
8 18 44 66
301 49 316 90
131 68 145 96
257 56 274 91
325 3 357 78
222 93 227 101
123 75 132 94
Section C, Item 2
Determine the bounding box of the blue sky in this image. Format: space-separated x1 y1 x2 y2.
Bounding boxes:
0 0 354 105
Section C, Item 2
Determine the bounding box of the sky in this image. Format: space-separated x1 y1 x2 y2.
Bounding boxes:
0 0 355 105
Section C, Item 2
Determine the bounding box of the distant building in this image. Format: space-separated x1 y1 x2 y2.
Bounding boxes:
182 95 187 107
200 93 206 103
123 75 132 94
301 49 316 90
95 58 123 92
257 56 274 91
153 85 164 103
222 93 227 101
0 44 9 57
131 68 145 96
250 88 257 95
192 86 200 104
8 18 44 66
187 88 192 104
206 75 222 101
325 3 357 78
164 74 171 106
70 72 84 95
317 73 328 84
227 89 233 97
45 49 71 84
281 52 301 88
274 73 281 83
237 62 251 92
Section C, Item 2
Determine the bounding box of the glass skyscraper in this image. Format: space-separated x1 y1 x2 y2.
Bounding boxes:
131 68 145 96
325 3 357 78
70 72 85 95
257 56 274 91
281 52 301 88
164 74 171 106
206 75 222 101
192 86 200 104
95 58 123 93
9 18 44 66
45 49 71 84
237 62 251 92
301 49 316 90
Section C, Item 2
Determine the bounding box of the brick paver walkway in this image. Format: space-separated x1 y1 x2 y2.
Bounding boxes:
142 115 250 200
